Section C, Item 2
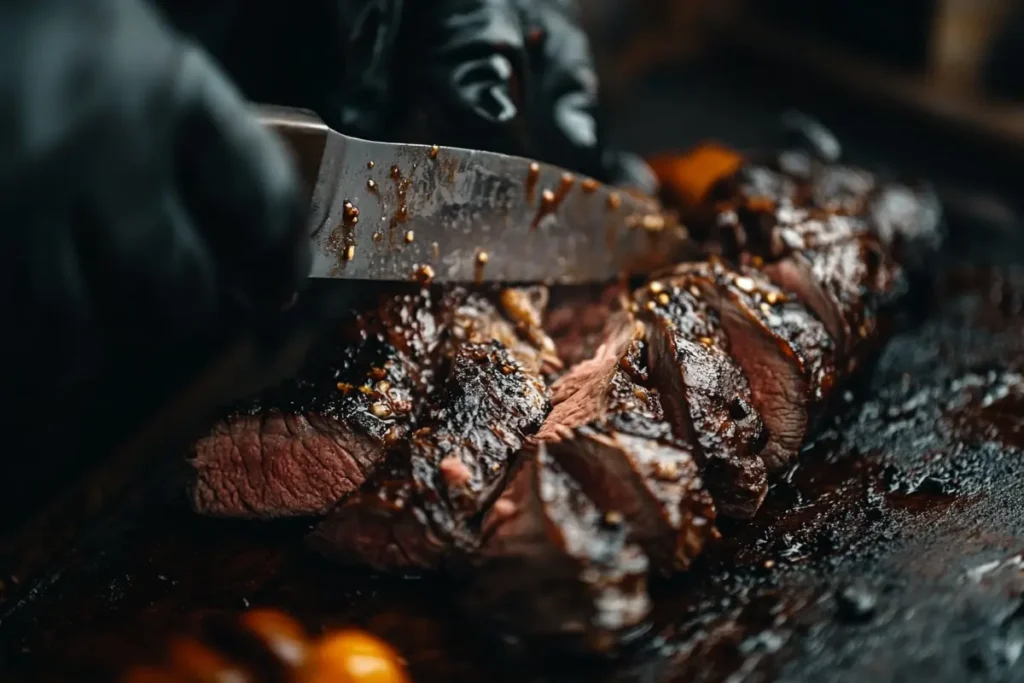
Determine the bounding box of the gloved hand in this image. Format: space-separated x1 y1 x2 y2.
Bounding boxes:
0 0 309 395
396 0 658 194
153 0 654 193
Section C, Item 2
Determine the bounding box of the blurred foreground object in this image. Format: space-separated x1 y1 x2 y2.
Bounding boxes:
121 609 410 683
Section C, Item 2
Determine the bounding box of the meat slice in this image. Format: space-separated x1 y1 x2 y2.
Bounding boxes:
188 294 423 519
463 444 651 653
763 234 906 365
544 284 630 370
309 292 551 572
547 430 715 574
639 275 769 519
686 261 838 471
412 341 549 525
538 313 665 441
537 314 718 572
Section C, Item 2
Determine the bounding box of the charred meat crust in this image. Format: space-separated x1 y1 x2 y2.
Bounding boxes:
546 429 716 574
464 444 651 653
537 313 718 572
763 234 906 365
638 274 770 519
685 261 838 472
308 290 552 572
708 151 943 259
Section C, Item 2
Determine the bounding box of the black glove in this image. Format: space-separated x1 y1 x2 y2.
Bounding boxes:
150 0 406 143
400 0 657 193
153 1 652 191
0 0 309 396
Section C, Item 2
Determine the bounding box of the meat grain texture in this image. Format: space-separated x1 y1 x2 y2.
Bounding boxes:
186 129 943 652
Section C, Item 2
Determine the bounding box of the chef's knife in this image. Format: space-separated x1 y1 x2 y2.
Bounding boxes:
256 105 687 284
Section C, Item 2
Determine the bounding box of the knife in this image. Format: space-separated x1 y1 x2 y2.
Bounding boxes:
255 105 687 284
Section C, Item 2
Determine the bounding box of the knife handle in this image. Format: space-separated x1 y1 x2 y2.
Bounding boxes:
253 105 329 202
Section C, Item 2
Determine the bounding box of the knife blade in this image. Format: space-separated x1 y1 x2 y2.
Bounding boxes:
256 105 687 284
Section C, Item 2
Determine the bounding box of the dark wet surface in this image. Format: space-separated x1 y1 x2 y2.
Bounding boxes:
2 263 1024 682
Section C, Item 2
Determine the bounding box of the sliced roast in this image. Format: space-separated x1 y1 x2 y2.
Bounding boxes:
639 277 769 519
686 261 838 471
537 313 718 572
464 444 651 653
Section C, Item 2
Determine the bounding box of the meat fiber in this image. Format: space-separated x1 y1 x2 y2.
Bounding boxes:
309 291 550 571
639 274 769 519
463 444 651 653
188 293 426 519
685 260 838 472
544 284 631 370
537 314 718 573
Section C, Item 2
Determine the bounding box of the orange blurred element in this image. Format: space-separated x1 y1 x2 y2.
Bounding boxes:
240 609 310 668
648 143 744 207
302 630 411 683
166 637 248 682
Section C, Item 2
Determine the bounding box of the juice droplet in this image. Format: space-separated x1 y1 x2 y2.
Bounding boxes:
411 264 435 284
342 200 360 227
474 251 489 284
530 172 575 230
525 162 541 204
